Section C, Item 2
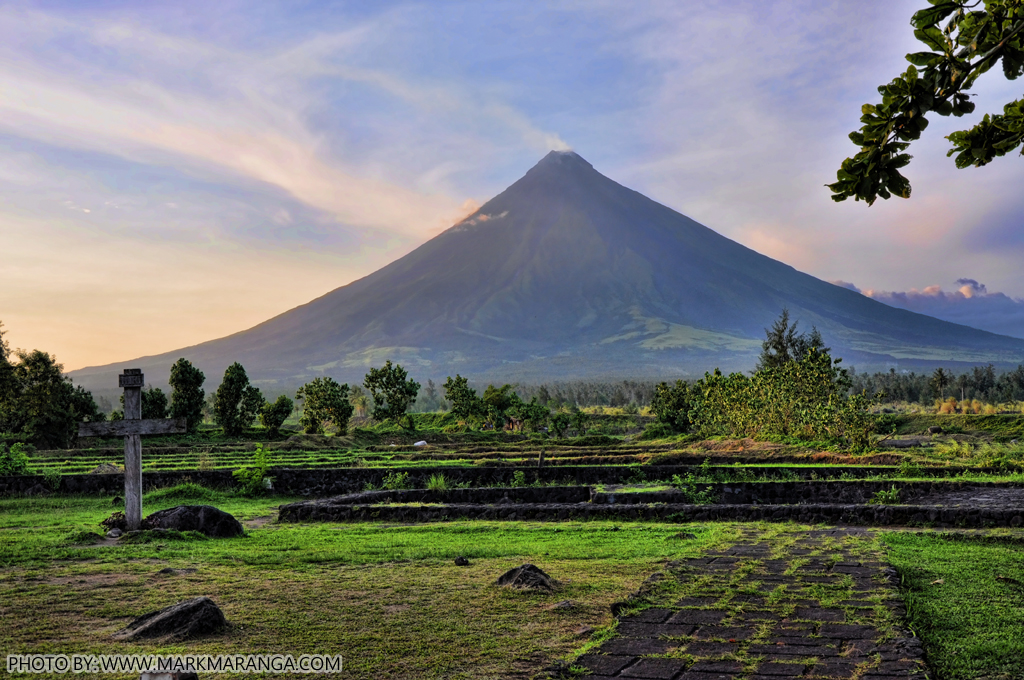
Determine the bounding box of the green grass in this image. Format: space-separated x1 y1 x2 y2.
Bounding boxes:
0 494 739 680
882 531 1024 680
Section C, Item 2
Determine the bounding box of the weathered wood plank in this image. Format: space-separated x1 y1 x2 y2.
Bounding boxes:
78 417 187 438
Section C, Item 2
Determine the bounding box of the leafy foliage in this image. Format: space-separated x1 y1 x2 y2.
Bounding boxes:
0 442 30 475
169 358 205 433
232 443 273 496
549 412 572 438
213 362 264 436
296 377 353 434
831 1 1024 204
0 348 98 449
756 309 826 371
650 380 693 433
364 361 420 423
382 470 411 490
650 316 873 448
260 395 294 436
443 374 485 421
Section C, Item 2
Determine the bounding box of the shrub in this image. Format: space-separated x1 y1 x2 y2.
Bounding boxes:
0 442 30 475
232 443 273 496
382 471 411 490
869 485 901 505
260 394 294 436
670 473 718 504
296 378 353 435
511 470 527 488
42 466 61 491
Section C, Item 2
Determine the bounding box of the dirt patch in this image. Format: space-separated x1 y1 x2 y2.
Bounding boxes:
45 573 140 588
244 515 275 529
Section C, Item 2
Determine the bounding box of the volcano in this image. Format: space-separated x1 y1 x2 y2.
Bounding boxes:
69 150 1024 393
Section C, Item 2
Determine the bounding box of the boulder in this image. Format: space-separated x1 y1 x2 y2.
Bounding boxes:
113 596 226 641
496 563 560 591
144 505 243 538
90 463 121 474
454 556 470 566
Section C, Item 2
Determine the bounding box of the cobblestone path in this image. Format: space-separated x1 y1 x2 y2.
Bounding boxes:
572 528 928 680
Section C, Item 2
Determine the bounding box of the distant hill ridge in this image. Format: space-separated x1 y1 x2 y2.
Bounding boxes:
69 150 1024 394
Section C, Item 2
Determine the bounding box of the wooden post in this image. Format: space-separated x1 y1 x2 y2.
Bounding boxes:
77 370 187 534
121 369 144 531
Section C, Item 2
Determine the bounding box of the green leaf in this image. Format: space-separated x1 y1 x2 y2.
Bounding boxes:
906 51 943 66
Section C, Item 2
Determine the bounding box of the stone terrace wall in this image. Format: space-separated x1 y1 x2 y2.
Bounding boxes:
278 500 1024 528
0 464 1014 497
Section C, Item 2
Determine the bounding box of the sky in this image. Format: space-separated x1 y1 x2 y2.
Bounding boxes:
2 0 1023 371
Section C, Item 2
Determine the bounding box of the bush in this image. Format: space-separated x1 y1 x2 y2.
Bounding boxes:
0 442 30 475
42 466 61 491
297 378 353 434
260 394 294 436
232 443 273 496
637 422 677 440
382 471 411 490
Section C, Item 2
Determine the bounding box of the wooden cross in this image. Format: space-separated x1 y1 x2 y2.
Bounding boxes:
78 369 186 531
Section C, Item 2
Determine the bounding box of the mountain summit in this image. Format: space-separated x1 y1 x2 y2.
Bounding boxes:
71 151 1024 392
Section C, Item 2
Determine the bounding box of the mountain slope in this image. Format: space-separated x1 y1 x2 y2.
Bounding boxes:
69 150 1024 393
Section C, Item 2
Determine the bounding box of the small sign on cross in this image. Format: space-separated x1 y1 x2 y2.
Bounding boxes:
78 369 187 531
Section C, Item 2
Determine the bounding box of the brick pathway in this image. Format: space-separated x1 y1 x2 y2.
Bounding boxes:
570 528 929 680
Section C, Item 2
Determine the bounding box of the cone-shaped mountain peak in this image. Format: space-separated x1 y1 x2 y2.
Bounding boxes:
69 151 1024 393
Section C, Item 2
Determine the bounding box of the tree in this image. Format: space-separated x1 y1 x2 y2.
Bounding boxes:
443 375 484 422
213 362 264 436
830 1 1024 205
930 367 951 398
142 387 168 420
7 350 78 449
169 358 205 433
348 385 370 418
650 380 693 433
71 385 105 423
756 309 827 372
260 395 294 436
296 377 353 434
550 411 572 438
363 361 420 423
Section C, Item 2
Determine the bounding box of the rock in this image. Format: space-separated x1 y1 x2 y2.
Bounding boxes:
112 596 227 641
140 671 198 680
574 625 595 636
413 440 428 447
496 563 560 591
68 531 106 544
454 556 470 566
91 463 122 474
24 483 48 496
112 496 123 506
144 505 244 538
106 528 123 538
157 567 198 576
552 600 577 609
928 426 943 434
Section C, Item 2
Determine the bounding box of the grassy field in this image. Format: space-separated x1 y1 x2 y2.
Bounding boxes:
0 491 744 680
882 531 1024 680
